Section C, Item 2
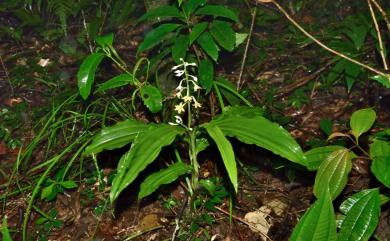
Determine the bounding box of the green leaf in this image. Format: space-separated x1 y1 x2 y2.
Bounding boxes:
137 23 181 54
189 22 208 44
198 59 214 92
344 62 361 92
172 34 189 63
137 5 183 23
210 20 235 51
196 137 210 155
60 180 78 189
41 184 58 201
370 74 390 88
197 31 219 62
235 33 248 47
110 124 185 202
2 216 13 241
96 73 136 92
319 118 333 136
95 33 114 47
204 106 307 166
77 53 105 100
370 139 390 188
85 119 150 155
204 125 238 192
305 146 345 171
183 0 206 15
338 189 380 241
140 85 163 113
290 190 337 241
314 148 352 200
195 5 239 22
138 162 191 200
350 108 376 140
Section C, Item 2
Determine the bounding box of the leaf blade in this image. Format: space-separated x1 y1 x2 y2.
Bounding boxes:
138 162 191 200
77 53 105 100
204 124 238 192
137 23 181 54
110 124 185 202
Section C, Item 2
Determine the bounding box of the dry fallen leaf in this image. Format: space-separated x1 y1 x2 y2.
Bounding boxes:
244 206 273 241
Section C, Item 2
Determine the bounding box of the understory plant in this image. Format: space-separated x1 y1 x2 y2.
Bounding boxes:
82 58 307 202
291 108 390 241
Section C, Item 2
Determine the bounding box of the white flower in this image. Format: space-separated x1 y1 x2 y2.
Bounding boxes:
175 91 182 98
174 102 186 113
174 70 185 77
193 84 201 91
182 96 192 103
193 98 202 109
168 116 183 126
188 75 198 82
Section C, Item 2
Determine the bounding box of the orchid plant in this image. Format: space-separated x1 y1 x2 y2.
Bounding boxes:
81 57 308 203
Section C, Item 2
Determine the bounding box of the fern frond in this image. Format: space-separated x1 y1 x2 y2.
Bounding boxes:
47 0 75 36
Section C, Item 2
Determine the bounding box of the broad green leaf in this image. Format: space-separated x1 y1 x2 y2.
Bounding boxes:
338 189 380 241
196 137 210 155
183 0 206 15
198 59 214 92
197 31 219 62
210 20 235 51
290 190 337 241
96 73 136 92
137 5 183 23
215 78 242 106
305 146 345 171
77 53 105 100
137 24 181 54
95 33 114 47
138 162 191 199
189 22 208 44
345 62 361 92
314 148 352 200
172 34 189 63
204 125 238 192
85 119 150 154
140 85 163 113
2 216 12 241
350 108 376 140
110 124 185 202
370 139 390 188
235 33 248 47
60 180 78 189
195 5 239 22
204 106 307 166
370 74 390 88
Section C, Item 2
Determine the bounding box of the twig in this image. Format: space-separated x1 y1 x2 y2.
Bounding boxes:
0 53 14 96
215 206 274 241
237 2 258 90
256 0 390 84
368 0 388 70
371 0 390 33
274 61 334 98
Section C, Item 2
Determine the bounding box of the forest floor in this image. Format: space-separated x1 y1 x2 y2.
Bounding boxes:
1 12 390 241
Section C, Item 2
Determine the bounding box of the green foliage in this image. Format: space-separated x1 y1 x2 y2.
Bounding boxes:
204 125 237 192
350 108 376 141
290 190 337 241
204 106 307 166
138 162 192 199
370 139 390 188
109 123 185 202
77 53 105 100
338 189 381 241
313 148 352 200
2 216 13 241
293 108 388 240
